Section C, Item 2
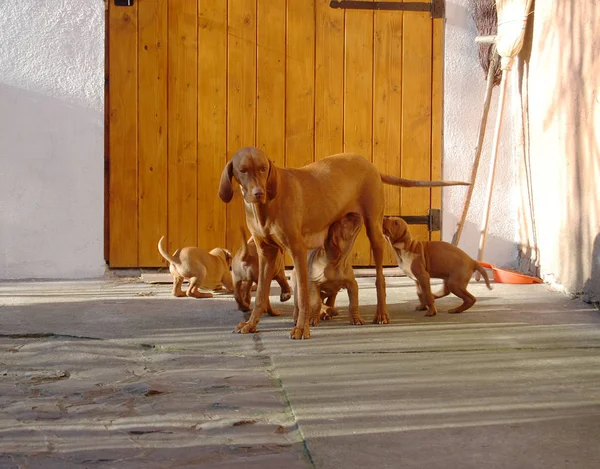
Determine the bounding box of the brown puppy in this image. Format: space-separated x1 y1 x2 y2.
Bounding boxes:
292 212 365 327
382 217 492 316
158 236 234 298
231 228 292 315
219 146 468 339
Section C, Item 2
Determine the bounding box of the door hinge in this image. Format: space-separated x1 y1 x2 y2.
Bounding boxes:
400 209 441 232
330 0 445 19
114 0 134 6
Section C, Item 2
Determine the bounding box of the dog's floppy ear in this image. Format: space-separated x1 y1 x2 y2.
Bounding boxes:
218 159 234 203
266 159 278 201
325 222 343 262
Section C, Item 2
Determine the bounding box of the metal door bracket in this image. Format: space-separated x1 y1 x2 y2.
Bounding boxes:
400 209 441 232
330 0 445 19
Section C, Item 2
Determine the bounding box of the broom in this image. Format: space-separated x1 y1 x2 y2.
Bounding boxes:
476 0 535 262
451 0 501 246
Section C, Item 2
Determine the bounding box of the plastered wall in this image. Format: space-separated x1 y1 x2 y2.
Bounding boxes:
0 0 105 279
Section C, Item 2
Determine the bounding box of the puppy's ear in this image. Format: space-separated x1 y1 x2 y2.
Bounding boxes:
325 223 343 261
224 249 233 266
266 159 278 201
218 160 234 203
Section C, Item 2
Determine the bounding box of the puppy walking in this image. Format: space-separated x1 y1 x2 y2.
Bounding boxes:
382 217 492 316
158 236 234 298
231 228 291 314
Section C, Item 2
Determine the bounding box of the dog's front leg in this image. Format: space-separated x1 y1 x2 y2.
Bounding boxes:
290 250 311 339
234 241 278 333
346 278 365 325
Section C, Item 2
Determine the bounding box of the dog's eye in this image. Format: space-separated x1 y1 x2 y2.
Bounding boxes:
239 168 247 174
260 166 267 173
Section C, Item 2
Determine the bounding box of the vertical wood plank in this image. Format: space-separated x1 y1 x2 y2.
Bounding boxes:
198 0 227 250
227 0 257 252
315 0 344 161
286 0 315 168
138 0 167 266
257 0 286 167
168 0 198 252
401 8 432 242
373 1 403 264
430 17 444 242
108 1 138 267
344 0 373 265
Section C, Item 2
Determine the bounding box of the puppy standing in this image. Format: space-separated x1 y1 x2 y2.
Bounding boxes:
231 228 292 314
158 236 234 298
292 212 365 326
382 217 492 316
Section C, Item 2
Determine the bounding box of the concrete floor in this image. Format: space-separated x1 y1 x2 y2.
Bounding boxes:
1 274 599 468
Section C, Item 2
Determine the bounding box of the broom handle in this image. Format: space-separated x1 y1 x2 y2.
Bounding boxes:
477 68 509 261
451 52 498 246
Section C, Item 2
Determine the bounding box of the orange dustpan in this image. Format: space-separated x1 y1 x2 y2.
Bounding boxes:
478 261 542 284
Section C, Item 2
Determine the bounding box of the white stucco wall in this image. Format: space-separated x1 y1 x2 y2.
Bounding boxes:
0 0 105 279
442 0 517 269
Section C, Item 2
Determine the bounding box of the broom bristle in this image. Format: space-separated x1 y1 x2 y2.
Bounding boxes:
469 0 501 86
496 0 535 71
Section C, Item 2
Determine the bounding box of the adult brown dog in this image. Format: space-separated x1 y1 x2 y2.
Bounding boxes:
382 217 492 316
231 228 292 314
158 236 234 298
219 147 468 339
291 212 364 327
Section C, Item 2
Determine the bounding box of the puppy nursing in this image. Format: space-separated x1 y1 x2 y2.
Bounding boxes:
292 212 364 326
382 217 492 316
231 228 292 315
158 236 234 298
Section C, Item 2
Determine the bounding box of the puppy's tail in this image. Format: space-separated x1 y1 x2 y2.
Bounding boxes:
239 227 250 261
381 173 470 187
474 262 493 290
157 236 179 266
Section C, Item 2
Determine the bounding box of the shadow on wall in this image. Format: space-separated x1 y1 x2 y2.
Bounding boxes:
0 83 105 279
529 1 600 298
444 215 517 270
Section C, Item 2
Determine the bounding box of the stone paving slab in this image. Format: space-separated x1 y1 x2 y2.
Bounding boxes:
0 276 599 468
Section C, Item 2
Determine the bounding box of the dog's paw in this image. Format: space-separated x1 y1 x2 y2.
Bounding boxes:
267 308 281 317
233 322 257 334
349 315 365 325
326 307 340 317
424 309 438 317
415 304 427 311
280 291 292 302
447 308 462 314
372 312 390 324
290 327 311 340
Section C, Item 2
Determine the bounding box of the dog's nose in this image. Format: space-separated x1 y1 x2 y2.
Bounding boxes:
252 188 264 199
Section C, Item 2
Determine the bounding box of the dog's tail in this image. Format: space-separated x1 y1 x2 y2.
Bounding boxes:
157 236 179 266
239 227 250 261
474 262 493 290
381 173 470 187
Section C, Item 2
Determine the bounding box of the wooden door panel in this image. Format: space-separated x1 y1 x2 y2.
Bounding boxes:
107 0 442 267
198 1 227 252
344 2 374 266
374 3 404 265
167 0 198 253
226 0 257 252
401 11 433 243
315 0 344 161
138 0 167 267
108 3 138 267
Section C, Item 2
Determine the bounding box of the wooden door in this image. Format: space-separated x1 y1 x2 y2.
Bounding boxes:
106 0 443 267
